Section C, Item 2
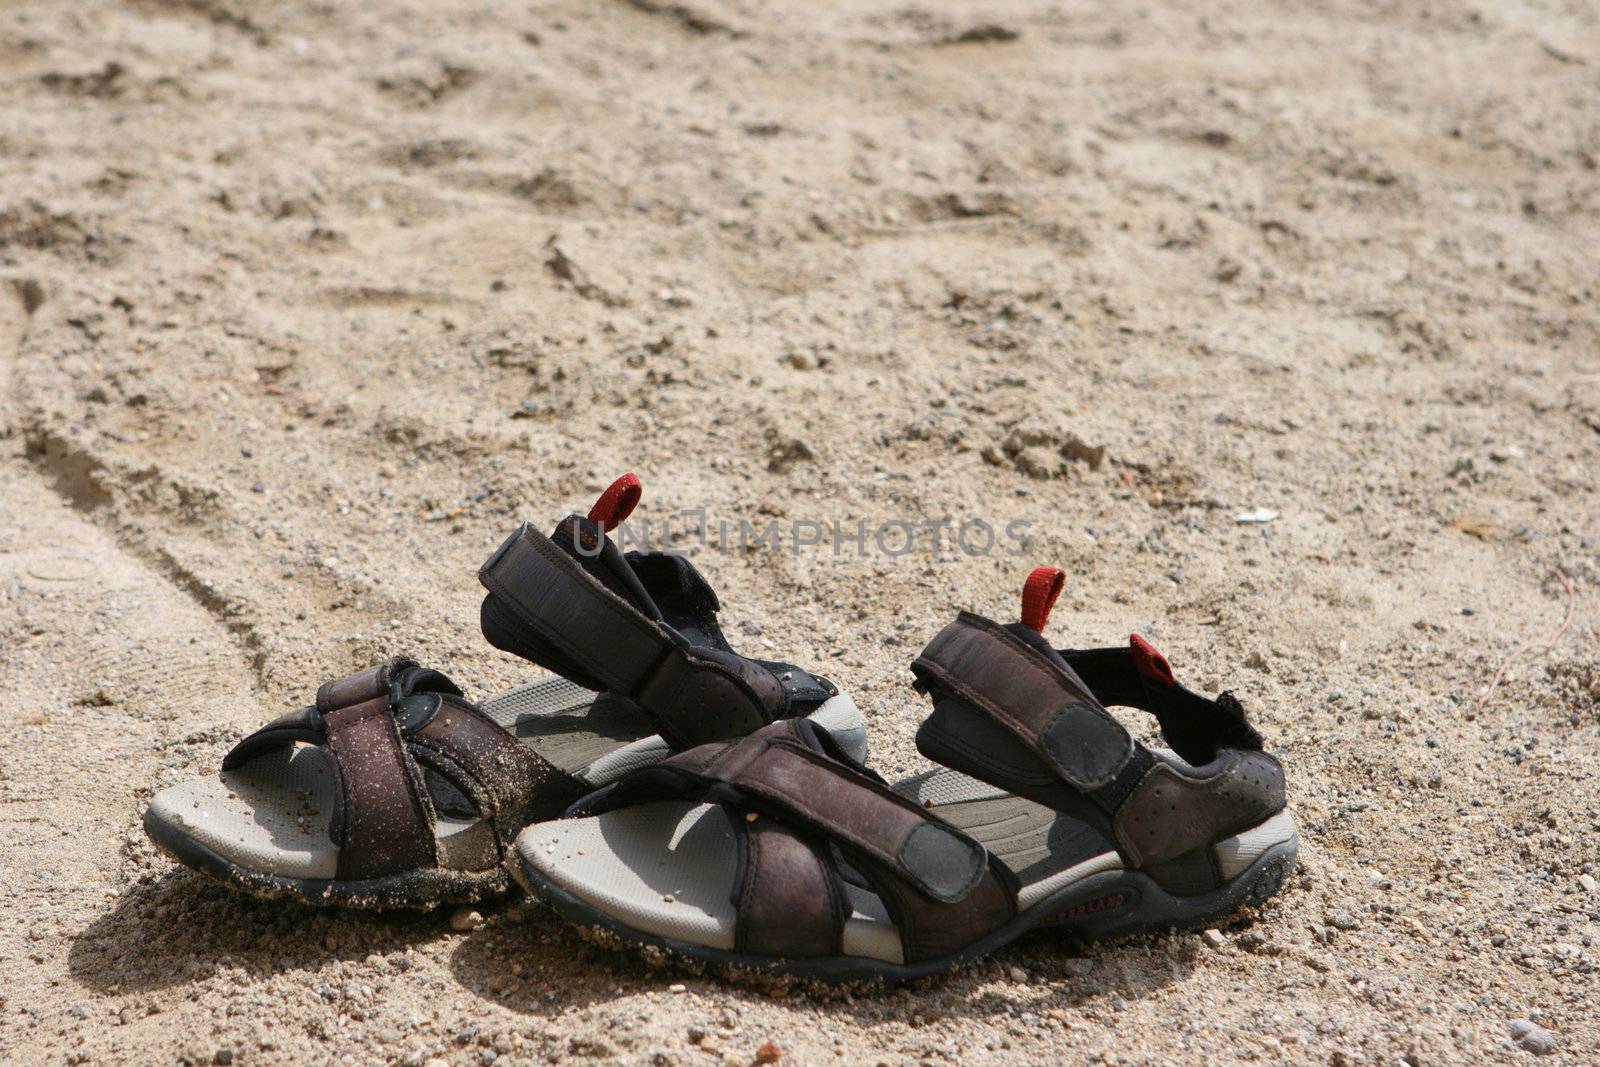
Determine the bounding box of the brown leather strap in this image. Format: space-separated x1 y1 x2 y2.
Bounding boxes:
735 819 843 957
866 853 1018 964
324 696 437 881
912 613 1133 791
598 721 982 907
589 720 1017 961
712 729 988 904
225 659 418 771
479 523 779 749
479 524 674 694
410 697 585 841
224 659 584 880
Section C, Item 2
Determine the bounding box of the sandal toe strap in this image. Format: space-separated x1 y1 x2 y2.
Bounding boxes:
736 819 846 958
222 658 580 881
582 720 1019 962
323 687 437 881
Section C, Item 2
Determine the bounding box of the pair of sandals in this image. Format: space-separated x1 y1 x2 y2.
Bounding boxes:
145 475 1298 983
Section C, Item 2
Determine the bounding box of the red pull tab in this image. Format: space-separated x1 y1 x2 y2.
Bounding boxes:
1021 567 1065 634
1130 633 1177 686
587 473 642 532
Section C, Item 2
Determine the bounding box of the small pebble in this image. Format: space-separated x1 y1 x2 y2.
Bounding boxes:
1507 1019 1555 1055
755 1040 783 1064
1008 966 1028 982
1577 873 1597 895
1327 910 1361 931
450 908 485 932
1202 929 1227 949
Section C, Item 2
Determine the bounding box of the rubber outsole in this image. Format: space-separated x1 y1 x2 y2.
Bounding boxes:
143 805 508 910
507 829 1299 984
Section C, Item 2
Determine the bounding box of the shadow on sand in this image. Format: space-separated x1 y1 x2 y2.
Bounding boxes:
67 868 459 995
447 890 1283 1026
67 869 619 1017
72 865 1290 1027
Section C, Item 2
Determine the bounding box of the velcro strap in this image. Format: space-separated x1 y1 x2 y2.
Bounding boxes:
478 523 676 694
324 696 436 880
912 613 1132 791
702 728 988 904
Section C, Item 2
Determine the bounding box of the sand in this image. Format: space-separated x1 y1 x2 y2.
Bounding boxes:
2 0 1598 1063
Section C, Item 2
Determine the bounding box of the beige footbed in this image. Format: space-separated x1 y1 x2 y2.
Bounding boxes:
514 766 1297 964
144 681 866 881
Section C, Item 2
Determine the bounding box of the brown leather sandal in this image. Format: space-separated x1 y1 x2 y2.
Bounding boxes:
142 475 865 908
508 567 1296 981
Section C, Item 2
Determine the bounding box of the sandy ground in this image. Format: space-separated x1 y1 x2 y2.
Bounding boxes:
2 0 1598 1063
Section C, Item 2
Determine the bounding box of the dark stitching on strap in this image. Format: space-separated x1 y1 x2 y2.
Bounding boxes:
735 821 762 951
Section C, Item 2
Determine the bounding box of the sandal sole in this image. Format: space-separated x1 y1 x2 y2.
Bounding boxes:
143 804 508 909
507 818 1299 985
